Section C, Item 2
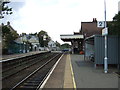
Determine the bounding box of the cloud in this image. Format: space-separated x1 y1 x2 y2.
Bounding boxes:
1 1 25 23
8 1 25 11
1 0 120 44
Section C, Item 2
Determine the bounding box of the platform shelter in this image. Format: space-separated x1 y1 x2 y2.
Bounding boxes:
60 34 84 54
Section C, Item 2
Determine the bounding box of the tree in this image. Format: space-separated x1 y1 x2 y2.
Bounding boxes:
60 43 71 50
108 11 120 35
37 30 51 47
2 25 19 53
0 0 12 19
29 32 37 36
55 41 61 47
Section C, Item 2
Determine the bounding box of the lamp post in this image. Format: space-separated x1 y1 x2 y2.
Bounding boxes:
104 0 108 73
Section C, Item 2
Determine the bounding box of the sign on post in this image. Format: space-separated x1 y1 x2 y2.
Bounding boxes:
102 27 108 36
43 35 46 40
97 21 105 28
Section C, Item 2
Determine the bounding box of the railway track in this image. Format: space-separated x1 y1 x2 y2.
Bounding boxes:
2 52 63 89
2 52 50 72
2 52 53 80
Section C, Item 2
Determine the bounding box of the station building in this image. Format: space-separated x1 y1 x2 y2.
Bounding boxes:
60 18 120 67
60 18 102 54
60 32 84 54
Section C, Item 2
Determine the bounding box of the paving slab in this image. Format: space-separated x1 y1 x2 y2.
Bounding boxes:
43 54 66 88
64 54 75 88
43 54 75 88
71 54 119 88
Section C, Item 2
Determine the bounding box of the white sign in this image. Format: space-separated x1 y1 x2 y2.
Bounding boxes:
97 21 105 28
102 28 108 36
43 35 46 40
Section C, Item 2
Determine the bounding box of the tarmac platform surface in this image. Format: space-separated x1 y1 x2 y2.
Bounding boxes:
71 54 119 88
43 54 119 89
1 52 119 89
43 54 75 88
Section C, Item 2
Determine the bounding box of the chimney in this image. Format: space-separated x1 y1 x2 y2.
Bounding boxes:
93 18 97 22
7 21 10 25
1 23 4 26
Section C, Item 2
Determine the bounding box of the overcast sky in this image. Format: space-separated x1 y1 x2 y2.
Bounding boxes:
1 0 120 44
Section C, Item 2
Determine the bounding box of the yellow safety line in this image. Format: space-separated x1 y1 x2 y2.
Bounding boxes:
69 54 76 89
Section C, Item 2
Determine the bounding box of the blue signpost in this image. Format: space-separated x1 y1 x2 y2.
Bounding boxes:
97 0 108 73
104 0 108 73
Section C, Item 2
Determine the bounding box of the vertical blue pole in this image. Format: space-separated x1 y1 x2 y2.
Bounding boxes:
104 0 108 73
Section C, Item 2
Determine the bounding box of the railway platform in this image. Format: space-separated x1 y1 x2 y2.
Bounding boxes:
1 51 46 60
43 54 75 88
1 52 119 89
42 54 119 89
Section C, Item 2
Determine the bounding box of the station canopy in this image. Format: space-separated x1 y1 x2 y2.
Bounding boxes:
60 34 84 42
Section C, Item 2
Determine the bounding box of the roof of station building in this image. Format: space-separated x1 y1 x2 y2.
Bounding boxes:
60 34 84 42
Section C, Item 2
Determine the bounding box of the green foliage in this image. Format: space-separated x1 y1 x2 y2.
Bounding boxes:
37 30 51 47
108 12 120 35
2 25 19 50
55 41 61 47
29 32 37 36
21 33 26 36
0 1 12 19
60 43 71 49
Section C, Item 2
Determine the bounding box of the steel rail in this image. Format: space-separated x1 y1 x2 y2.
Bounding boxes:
38 53 64 89
2 53 53 80
2 52 49 73
10 53 61 90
